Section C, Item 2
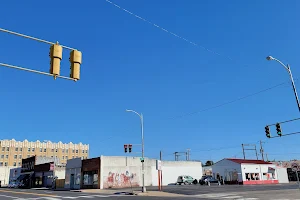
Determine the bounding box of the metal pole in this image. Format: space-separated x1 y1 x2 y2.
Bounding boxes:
260 141 264 161
141 113 146 192
254 145 259 160
287 65 300 112
242 144 246 159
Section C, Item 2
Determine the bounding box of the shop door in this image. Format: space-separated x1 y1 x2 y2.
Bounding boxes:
70 174 75 190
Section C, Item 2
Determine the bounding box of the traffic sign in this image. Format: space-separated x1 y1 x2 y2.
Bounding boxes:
291 162 300 172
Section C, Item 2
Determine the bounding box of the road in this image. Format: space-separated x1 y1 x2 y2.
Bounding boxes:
0 188 182 200
1 184 300 200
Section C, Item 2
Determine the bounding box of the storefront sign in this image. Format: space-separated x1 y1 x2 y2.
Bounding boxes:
21 156 35 173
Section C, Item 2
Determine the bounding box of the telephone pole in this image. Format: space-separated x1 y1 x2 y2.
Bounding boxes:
259 140 265 161
186 149 191 161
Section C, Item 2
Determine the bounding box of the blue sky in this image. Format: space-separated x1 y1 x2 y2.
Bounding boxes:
1 0 300 162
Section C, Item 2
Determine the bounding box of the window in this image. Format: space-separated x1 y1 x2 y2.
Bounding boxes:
72 156 74 159
6 155 8 159
66 156 68 160
1 147 4 151
28 148 30 152
62 156 64 160
40 148 42 152
27 155 30 158
32 148 35 152
44 148 46 152
0 162 3 166
14 155 17 159
51 149 54 152
76 156 78 158
81 156 84 160
4 162 7 166
51 156 53 158
76 150 78 154
56 149 58 153
20 148 22 152
15 147 18 152
245 173 260 181
72 150 75 153
6 147 9 151
62 149 65 153
66 149 69 153
19 155 22 159
82 150 84 153
1 155 4 158
13 162 16 166
18 162 21 166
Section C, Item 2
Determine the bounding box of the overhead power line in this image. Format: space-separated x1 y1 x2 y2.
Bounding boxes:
169 80 292 119
105 0 297 120
105 0 231 61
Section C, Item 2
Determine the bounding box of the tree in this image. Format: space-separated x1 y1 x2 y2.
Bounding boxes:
205 160 214 166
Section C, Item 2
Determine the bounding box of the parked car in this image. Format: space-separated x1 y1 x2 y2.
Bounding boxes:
199 176 221 186
177 175 196 185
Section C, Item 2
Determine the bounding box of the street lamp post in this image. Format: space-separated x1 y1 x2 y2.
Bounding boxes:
126 109 146 192
266 56 300 112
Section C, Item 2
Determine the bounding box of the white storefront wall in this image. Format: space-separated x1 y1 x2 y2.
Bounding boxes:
241 164 277 181
64 158 82 190
212 159 242 181
100 156 202 189
0 166 16 186
151 161 202 186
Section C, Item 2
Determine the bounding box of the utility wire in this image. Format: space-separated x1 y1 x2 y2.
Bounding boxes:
169 80 292 119
105 0 296 120
105 0 231 61
0 28 76 50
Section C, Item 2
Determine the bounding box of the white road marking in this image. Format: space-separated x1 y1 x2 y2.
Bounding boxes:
222 196 243 199
0 194 19 198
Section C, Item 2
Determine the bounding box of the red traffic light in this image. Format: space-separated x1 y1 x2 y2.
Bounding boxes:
124 144 128 153
128 144 132 153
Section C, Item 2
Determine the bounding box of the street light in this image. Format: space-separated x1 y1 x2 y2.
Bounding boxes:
266 56 300 112
126 109 146 192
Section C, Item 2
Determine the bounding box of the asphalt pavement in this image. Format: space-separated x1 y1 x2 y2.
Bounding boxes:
1 184 300 200
0 188 186 200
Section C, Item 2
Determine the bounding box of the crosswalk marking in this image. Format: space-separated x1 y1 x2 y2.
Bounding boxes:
193 193 260 200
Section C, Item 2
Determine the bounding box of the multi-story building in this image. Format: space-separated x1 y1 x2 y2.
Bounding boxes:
0 139 89 167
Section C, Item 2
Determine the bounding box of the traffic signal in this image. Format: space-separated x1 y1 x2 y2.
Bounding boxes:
128 144 132 153
69 50 82 81
49 44 63 78
276 123 282 136
124 144 128 153
265 126 270 138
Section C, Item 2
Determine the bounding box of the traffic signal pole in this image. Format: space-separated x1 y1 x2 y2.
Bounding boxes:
0 27 81 81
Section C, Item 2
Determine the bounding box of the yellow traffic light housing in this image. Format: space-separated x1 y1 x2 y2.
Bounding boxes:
49 43 63 79
69 50 82 81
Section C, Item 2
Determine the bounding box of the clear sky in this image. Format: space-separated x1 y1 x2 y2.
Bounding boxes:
1 0 300 163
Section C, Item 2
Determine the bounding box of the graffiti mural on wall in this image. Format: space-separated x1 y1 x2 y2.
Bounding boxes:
103 170 139 188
